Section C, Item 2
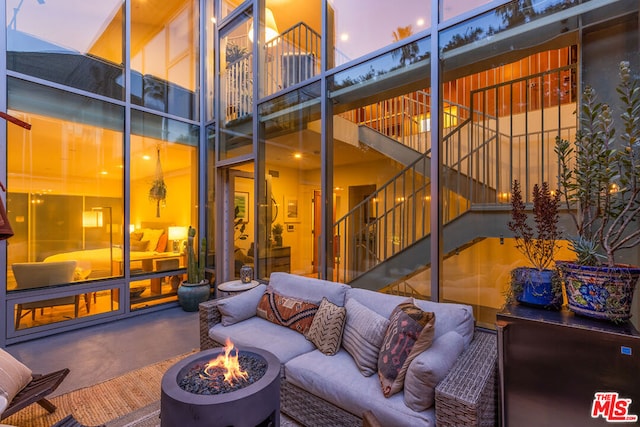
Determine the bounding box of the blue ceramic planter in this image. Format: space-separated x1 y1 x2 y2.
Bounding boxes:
557 261 640 321
512 267 561 309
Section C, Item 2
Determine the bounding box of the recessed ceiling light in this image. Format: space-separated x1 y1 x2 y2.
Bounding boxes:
340 33 349 42
143 155 151 160
294 153 302 159
417 18 425 26
100 171 108 175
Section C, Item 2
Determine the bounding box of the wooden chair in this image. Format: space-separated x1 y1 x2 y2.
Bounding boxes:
11 261 84 329
0 368 70 420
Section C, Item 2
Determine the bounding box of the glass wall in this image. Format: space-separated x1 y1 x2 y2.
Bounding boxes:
327 0 430 68
128 111 199 308
6 78 124 331
329 38 432 285
6 0 124 99
257 82 321 279
261 0 322 98
437 0 638 328
130 0 199 120
219 10 253 160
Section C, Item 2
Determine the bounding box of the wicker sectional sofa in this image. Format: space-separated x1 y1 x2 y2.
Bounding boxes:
199 273 497 426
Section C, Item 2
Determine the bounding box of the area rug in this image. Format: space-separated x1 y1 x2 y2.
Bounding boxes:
2 351 195 427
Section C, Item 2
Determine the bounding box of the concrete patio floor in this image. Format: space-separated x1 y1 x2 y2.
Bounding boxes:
4 305 300 426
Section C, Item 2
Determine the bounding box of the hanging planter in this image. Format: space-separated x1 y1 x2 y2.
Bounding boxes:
149 147 167 218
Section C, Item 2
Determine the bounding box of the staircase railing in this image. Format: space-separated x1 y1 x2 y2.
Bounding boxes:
340 91 473 153
224 22 321 124
265 22 321 96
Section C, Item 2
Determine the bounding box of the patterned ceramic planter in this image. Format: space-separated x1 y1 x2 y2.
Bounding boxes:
177 280 211 312
511 267 561 309
557 261 640 322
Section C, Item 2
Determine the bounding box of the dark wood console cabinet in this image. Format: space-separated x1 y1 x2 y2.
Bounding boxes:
258 246 291 276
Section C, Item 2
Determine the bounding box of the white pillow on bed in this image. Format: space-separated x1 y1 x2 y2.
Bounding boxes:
140 229 164 252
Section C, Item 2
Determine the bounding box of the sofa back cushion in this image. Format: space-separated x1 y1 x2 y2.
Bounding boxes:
404 330 466 411
257 286 319 335
346 288 474 347
269 272 350 306
217 284 267 326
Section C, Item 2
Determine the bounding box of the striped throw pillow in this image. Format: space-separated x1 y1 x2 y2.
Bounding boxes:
305 298 347 355
341 298 390 376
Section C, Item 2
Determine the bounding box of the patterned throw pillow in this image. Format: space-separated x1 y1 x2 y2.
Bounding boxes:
342 298 390 376
378 302 435 398
305 298 346 355
257 287 319 335
0 348 32 407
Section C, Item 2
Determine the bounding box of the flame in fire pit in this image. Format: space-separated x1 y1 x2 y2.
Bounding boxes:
202 338 249 385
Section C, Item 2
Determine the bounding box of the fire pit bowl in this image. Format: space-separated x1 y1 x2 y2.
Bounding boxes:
161 346 280 427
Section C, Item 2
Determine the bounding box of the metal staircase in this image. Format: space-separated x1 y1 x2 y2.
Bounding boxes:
334 64 578 288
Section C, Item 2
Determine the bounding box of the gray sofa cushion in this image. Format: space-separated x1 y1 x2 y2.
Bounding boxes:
285 349 436 427
404 330 466 411
217 284 267 326
210 317 315 364
268 272 350 306
347 288 474 346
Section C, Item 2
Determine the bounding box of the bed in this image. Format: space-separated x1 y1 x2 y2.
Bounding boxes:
43 226 177 279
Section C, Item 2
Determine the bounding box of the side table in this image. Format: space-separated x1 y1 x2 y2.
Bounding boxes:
217 279 260 297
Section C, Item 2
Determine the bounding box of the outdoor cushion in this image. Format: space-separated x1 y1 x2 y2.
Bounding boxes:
268 272 349 306
285 349 436 427
341 297 389 376
347 288 475 346
210 317 315 364
404 330 466 411
305 297 346 355
0 349 32 407
378 302 435 397
217 284 266 326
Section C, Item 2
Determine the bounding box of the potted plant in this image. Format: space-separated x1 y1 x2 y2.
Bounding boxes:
177 226 210 312
554 61 640 322
272 223 283 247
506 180 563 309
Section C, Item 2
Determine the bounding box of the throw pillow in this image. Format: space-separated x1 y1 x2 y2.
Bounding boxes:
155 232 168 252
140 228 164 253
0 349 32 407
130 240 150 252
130 231 144 241
378 302 435 398
305 297 346 355
342 298 390 376
217 284 267 326
404 330 465 411
257 287 319 335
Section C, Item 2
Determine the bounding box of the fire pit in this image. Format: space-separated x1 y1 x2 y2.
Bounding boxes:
161 341 280 427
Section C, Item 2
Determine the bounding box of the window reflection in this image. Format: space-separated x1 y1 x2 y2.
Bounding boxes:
6 0 124 99
328 0 430 68
131 0 199 120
